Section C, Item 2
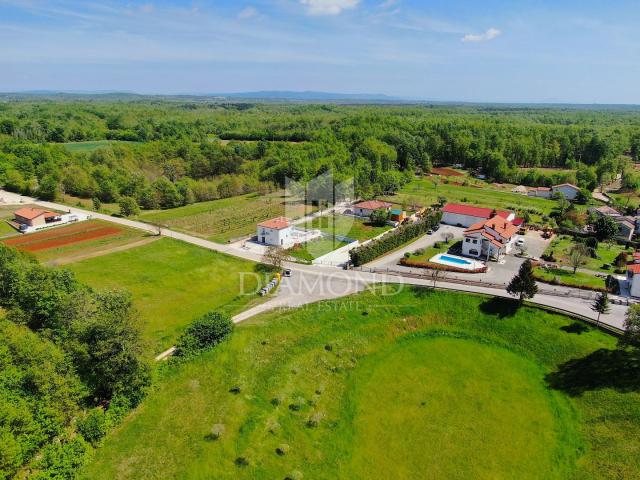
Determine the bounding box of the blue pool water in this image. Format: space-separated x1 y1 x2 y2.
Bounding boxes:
440 255 472 265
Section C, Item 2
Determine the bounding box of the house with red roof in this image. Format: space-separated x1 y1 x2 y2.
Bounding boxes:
627 263 640 298
441 203 516 228
13 207 61 229
462 216 520 260
257 217 293 247
352 200 392 218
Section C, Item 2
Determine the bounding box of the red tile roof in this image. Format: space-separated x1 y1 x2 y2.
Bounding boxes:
464 215 518 243
353 200 393 210
14 207 59 220
258 217 290 230
530 186 551 191
442 203 512 220
628 264 640 274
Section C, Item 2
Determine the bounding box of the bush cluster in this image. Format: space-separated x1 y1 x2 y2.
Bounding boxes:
174 311 234 357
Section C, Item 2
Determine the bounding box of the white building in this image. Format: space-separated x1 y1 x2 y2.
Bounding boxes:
552 183 580 200
628 263 640 298
257 217 293 247
461 216 519 260
441 203 516 228
351 200 392 217
527 187 552 199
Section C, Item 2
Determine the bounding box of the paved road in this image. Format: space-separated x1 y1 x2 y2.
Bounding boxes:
1 191 629 333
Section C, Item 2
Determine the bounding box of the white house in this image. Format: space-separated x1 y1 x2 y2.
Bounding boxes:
351 200 392 217
527 187 552 199
257 217 293 247
461 216 519 260
552 183 580 200
628 263 640 298
441 203 516 228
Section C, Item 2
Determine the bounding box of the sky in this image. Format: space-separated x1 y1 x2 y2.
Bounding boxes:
1 0 639 103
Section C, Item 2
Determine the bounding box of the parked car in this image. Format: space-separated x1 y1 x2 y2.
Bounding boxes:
516 238 525 247
427 229 433 235
283 269 292 277
433 224 440 231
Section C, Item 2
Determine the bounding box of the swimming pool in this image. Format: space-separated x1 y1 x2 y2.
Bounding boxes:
429 253 485 271
439 255 471 265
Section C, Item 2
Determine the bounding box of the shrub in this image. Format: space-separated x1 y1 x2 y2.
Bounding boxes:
404 252 411 258
276 444 290 456
35 436 91 479
235 457 249 467
174 311 234 357
76 409 108 445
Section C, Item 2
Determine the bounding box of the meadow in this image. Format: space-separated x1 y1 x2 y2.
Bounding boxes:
305 214 391 241
68 238 268 353
534 267 607 290
545 235 631 273
81 288 640 479
138 192 313 243
62 140 140 152
385 178 558 217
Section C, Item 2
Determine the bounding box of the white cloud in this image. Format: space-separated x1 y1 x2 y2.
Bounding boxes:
300 0 360 16
462 27 501 42
238 6 259 20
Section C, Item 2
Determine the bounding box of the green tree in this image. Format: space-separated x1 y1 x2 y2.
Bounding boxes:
174 311 234 357
506 259 538 303
118 196 140 217
37 174 60 201
369 208 390 227
590 292 611 326
621 304 640 348
568 244 589 274
593 215 619 241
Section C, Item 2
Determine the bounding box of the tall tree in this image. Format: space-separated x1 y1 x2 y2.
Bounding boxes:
506 259 538 303
568 244 589 274
621 304 640 348
590 292 611 326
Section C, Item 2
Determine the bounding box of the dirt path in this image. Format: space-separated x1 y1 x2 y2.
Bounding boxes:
46 236 160 266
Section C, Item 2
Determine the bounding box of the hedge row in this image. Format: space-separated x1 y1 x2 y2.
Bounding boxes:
399 257 487 273
349 211 442 266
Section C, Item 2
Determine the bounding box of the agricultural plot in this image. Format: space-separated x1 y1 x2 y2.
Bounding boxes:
385 178 558 217
139 193 314 243
83 289 640 479
2 220 148 263
68 238 267 352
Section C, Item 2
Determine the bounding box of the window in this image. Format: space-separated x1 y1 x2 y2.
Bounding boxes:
465 238 470 243
472 239 478 244
469 249 479 256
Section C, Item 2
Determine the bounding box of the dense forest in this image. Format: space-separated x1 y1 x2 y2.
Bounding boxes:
1 100 639 212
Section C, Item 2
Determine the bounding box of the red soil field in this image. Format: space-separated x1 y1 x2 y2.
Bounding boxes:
3 223 123 252
431 167 465 177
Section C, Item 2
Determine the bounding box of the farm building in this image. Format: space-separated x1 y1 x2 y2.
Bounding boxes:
461 216 519 260
551 183 580 200
441 203 516 228
257 217 293 247
351 200 392 217
14 207 61 229
527 187 552 199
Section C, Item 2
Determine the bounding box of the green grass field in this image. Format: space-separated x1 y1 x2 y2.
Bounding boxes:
68 238 268 352
286 237 349 262
534 267 607 290
385 178 558 217
61 140 140 153
406 238 460 262
138 193 313 243
304 214 391 241
0 205 23 238
82 289 640 479
545 235 631 273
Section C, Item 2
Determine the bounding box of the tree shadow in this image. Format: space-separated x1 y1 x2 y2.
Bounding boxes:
546 348 640 396
254 263 277 274
560 322 589 335
478 297 519 318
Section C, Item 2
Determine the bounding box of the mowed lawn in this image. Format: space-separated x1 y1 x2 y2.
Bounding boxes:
68 238 266 352
545 235 632 273
305 214 391 241
82 289 640 479
138 193 313 243
385 178 557 215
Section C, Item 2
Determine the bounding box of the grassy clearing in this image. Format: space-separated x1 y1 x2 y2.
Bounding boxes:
61 140 140 153
385 178 557 216
138 193 313 243
0 205 25 238
304 214 391 241
545 235 631 273
68 238 267 352
286 237 349 262
534 267 607 290
405 238 460 262
82 289 640 479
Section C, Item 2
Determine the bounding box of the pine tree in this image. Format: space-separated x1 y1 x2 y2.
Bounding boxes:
591 292 611 326
506 259 538 303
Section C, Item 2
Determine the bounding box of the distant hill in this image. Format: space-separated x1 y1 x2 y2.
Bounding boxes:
215 90 403 101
